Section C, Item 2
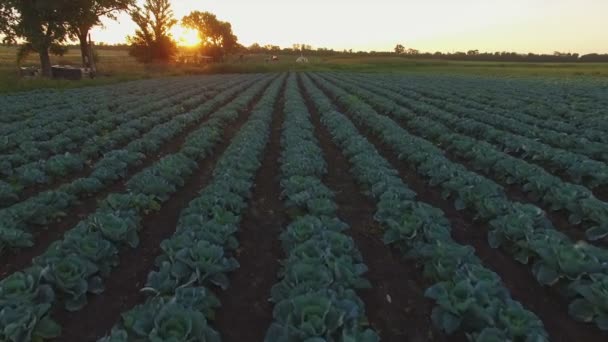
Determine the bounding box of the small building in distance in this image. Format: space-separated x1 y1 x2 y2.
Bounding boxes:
177 53 215 64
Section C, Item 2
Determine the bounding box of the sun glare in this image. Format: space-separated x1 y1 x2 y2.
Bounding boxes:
172 26 201 47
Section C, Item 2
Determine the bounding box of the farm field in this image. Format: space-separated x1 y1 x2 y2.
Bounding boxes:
1 72 608 342
3 44 608 95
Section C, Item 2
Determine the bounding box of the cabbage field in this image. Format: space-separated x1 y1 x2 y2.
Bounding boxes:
1 72 607 342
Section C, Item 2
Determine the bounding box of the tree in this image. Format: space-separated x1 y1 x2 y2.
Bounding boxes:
68 0 134 66
1 0 75 76
182 11 238 62
127 0 177 63
394 44 405 54
0 2 16 41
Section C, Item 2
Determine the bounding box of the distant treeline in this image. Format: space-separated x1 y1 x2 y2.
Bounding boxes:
406 51 608 63
3 42 607 63
242 43 608 63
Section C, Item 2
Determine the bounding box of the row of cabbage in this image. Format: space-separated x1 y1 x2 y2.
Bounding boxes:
301 74 548 341
338 73 608 193
464 78 608 131
0 75 239 184
393 75 608 131
0 75 265 255
98 75 284 342
0 75 248 207
355 74 608 162
265 74 378 341
398 76 608 144
0 76 212 150
322 73 608 242
0 75 274 342
308 73 608 331
0 76 220 159
0 80 154 119
370 74 608 142
0 77 199 126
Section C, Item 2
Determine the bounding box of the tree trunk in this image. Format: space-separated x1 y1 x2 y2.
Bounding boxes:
39 48 52 77
78 32 89 67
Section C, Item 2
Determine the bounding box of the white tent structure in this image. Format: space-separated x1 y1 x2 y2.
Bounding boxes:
296 55 309 63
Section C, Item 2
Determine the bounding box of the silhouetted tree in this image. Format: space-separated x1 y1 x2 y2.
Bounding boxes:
394 43 405 54
68 0 134 66
0 0 75 76
182 11 237 62
248 42 263 53
128 0 177 63
0 2 15 40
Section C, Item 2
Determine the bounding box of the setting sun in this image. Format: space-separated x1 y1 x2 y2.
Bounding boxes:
172 26 201 47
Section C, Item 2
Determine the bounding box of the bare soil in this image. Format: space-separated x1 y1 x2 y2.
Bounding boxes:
213 79 288 342
310 75 608 342
49 79 273 341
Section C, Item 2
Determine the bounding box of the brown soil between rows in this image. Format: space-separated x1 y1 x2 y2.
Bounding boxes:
0 77 265 278
338 74 608 203
2 78 223 206
213 78 287 341
325 73 608 247
442 150 606 247
301 77 454 342
310 75 608 342
596 185 608 203
52 77 274 342
364 97 607 248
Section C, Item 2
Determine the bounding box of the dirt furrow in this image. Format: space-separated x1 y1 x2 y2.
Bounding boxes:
300 77 451 342
213 80 287 342
53 81 272 342
0 76 271 278
310 76 607 342
341 87 608 248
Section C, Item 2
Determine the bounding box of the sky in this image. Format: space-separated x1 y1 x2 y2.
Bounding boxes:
92 0 608 54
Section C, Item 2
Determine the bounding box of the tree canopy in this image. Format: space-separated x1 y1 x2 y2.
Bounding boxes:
127 0 177 63
394 44 405 54
0 0 76 75
0 0 131 75
182 11 238 61
68 0 134 66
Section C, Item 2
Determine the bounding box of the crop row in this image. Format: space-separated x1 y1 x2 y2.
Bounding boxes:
0 75 248 207
368 74 608 144
0 77 200 128
0 75 239 181
0 75 275 342
98 75 285 342
321 73 608 242
420 78 607 144
265 74 378 341
353 74 608 164
308 73 608 331
336 73 608 193
0 75 266 255
0 76 210 152
300 73 548 340
0 80 156 119
399 75 608 131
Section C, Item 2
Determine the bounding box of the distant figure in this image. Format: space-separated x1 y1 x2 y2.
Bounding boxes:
296 56 309 63
239 54 244 63
271 55 279 61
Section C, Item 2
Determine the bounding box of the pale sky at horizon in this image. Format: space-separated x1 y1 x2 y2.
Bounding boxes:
91 0 608 54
